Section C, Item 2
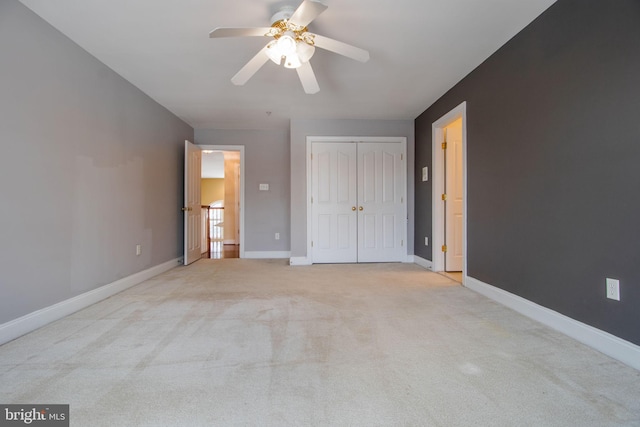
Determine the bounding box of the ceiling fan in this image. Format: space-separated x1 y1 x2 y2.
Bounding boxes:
209 0 370 94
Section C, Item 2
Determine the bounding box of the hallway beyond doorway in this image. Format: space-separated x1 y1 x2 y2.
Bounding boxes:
206 242 239 259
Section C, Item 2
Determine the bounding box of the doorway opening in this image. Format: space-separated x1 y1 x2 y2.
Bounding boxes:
200 147 244 259
432 102 467 278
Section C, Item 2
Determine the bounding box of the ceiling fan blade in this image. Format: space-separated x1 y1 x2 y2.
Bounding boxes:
296 61 320 94
311 34 370 63
289 0 328 27
209 27 273 38
231 46 270 86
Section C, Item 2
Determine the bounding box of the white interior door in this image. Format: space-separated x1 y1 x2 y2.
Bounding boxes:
311 142 358 263
311 140 406 264
445 121 463 271
357 142 406 262
184 140 202 265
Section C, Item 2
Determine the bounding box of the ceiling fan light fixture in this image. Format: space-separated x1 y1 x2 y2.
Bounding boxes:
276 32 297 57
284 54 302 69
296 41 315 63
265 40 283 64
268 30 314 69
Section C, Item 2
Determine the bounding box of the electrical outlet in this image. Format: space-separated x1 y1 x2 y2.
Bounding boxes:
275 233 280 240
425 237 429 246
606 278 620 301
136 244 141 256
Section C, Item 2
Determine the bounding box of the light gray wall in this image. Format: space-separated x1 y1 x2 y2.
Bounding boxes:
0 1 193 324
195 129 291 252
290 119 415 258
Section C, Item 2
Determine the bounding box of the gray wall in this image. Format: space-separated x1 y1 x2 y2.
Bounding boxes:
415 0 640 345
0 1 193 324
195 129 291 252
290 119 415 258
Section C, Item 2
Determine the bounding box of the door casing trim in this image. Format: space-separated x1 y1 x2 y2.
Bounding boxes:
432 102 467 276
198 144 245 259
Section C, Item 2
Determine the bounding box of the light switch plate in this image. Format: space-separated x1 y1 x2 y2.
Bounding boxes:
422 167 428 182
259 183 269 191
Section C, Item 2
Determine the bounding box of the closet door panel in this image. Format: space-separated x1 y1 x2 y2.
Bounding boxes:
311 142 357 263
357 142 405 262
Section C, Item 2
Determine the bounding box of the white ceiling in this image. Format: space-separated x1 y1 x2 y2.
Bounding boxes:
19 0 556 130
201 150 240 178
201 151 225 178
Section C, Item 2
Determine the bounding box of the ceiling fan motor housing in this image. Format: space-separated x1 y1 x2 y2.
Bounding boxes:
270 6 295 26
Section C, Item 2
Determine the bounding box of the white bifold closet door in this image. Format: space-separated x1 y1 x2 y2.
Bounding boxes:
311 141 405 263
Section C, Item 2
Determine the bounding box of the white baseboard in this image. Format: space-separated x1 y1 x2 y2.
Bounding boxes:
465 276 640 371
414 255 433 270
289 256 311 266
0 258 181 346
290 256 419 266
243 251 291 259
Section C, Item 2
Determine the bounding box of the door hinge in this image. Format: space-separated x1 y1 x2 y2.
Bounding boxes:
311 153 313 160
311 241 314 247
442 142 447 150
441 193 447 201
311 196 313 204
401 240 404 247
442 245 447 252
401 154 403 160
401 196 404 203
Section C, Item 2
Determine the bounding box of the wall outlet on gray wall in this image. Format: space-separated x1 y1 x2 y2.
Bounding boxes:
425 237 429 246
606 278 620 301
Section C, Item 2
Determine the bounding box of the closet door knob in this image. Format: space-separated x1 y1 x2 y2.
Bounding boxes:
352 206 356 211
359 206 363 211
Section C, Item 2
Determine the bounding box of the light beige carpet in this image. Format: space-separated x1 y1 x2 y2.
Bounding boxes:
1 259 639 426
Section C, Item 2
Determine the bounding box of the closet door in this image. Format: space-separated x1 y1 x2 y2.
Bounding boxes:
357 142 405 262
311 142 358 263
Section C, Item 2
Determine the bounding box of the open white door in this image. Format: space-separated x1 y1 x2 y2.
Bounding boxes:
184 140 202 265
444 121 464 271
432 102 467 274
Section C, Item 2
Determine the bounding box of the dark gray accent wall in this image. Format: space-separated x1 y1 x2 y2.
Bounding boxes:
415 0 640 345
0 1 193 324
194 128 291 252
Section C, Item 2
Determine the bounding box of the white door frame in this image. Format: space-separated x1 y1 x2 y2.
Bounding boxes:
306 136 408 263
432 102 467 277
199 144 245 259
